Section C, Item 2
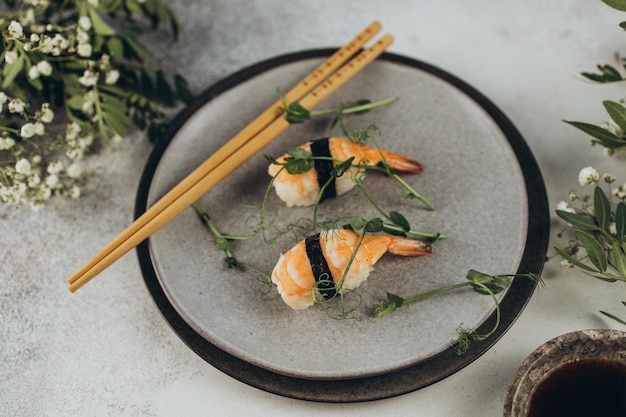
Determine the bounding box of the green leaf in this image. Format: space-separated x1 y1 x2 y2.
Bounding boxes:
386 292 404 307
554 246 600 273
389 211 411 232
611 241 626 278
66 94 85 110
107 37 124 57
620 21 626 30
555 210 600 230
575 230 608 272
122 34 153 62
330 157 354 178
284 147 313 174
350 216 368 231
174 74 194 103
603 100 626 133
155 70 175 106
284 101 311 124
594 186 612 230
602 0 626 11
616 202 626 242
600 310 626 325
102 112 126 136
564 120 625 148
2 56 24 89
89 8 116 36
364 218 384 233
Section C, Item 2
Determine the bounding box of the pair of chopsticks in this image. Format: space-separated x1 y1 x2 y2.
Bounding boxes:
67 21 394 292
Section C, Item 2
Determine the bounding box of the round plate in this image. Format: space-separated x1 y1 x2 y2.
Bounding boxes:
135 49 549 402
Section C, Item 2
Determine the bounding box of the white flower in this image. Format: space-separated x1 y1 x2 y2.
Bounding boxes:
28 65 40 80
111 133 123 143
15 158 31 175
8 21 24 38
8 98 25 113
34 122 45 135
66 147 83 160
78 134 93 149
28 174 41 187
0 137 15 149
77 43 92 57
30 33 40 43
105 69 120 85
40 104 54 123
66 122 82 140
78 16 92 31
36 60 52 76
67 162 83 178
4 51 18 65
45 174 59 187
20 123 36 138
78 69 98 87
0 92 8 104
556 201 575 214
560 259 574 272
578 166 600 186
47 160 63 174
70 185 81 199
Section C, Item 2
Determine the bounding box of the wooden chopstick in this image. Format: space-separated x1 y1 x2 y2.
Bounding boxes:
68 27 393 292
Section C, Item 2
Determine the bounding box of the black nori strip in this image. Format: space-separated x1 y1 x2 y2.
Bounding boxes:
305 233 336 299
310 138 336 201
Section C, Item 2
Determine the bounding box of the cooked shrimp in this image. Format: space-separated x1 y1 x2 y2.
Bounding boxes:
267 137 423 207
271 229 432 310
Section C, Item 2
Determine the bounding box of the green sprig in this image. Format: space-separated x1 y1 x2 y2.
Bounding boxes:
373 269 543 354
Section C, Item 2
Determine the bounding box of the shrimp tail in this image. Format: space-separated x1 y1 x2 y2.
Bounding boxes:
387 237 432 256
378 150 424 173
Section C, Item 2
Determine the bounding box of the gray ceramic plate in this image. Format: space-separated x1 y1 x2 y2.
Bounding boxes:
136 50 549 402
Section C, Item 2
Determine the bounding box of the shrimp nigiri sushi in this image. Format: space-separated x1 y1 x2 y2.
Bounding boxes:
267 137 423 207
271 229 432 310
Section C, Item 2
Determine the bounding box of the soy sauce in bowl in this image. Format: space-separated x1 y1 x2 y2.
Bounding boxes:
527 359 626 417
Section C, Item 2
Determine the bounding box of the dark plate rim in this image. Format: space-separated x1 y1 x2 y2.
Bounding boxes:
134 48 549 403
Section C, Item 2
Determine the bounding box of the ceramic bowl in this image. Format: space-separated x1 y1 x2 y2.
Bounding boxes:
503 329 626 417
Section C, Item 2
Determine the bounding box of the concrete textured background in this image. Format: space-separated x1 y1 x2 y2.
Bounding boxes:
2 1 626 415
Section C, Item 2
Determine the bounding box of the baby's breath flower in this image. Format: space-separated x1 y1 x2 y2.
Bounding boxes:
560 259 574 272
78 69 98 87
77 42 92 57
45 174 59 187
47 160 63 174
67 162 83 178
20 123 36 138
78 16 92 31
40 104 54 123
0 137 15 150
556 200 575 213
28 65 40 80
28 174 41 187
78 134 93 149
8 98 25 113
34 122 44 135
0 93 8 104
70 185 81 198
603 173 616 183
5 50 18 64
578 166 600 186
30 33 40 43
36 60 52 76
105 69 120 85
66 122 82 140
8 21 24 38
15 158 31 175
66 147 83 160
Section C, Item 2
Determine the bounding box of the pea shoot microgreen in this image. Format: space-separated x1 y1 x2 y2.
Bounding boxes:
373 269 543 354
278 89 398 139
